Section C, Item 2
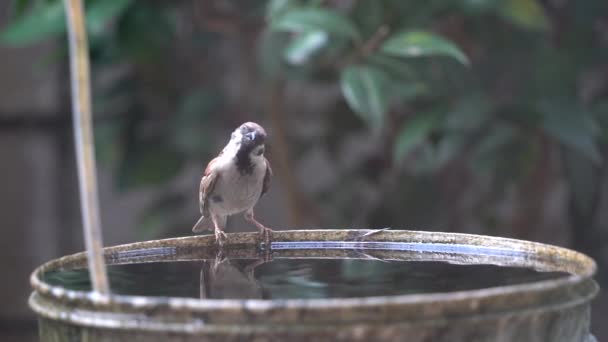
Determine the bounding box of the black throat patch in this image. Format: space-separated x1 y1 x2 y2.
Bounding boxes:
235 145 255 175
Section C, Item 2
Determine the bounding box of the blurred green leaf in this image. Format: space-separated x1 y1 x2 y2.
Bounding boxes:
472 123 517 174
367 54 414 81
1 0 133 46
12 0 33 18
284 30 328 65
394 112 440 163
351 0 385 37
258 30 290 80
499 0 550 31
94 119 123 166
0 0 65 46
390 82 428 104
412 134 466 173
86 0 133 36
340 65 391 129
539 100 601 163
381 30 469 66
366 55 427 107
444 94 492 132
171 90 219 155
270 8 360 40
460 0 500 15
116 2 173 63
266 0 301 20
118 146 184 190
473 125 516 159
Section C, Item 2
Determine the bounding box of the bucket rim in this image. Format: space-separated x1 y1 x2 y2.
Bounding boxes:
29 229 599 328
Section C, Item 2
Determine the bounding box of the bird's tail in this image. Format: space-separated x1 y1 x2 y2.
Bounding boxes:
192 216 213 233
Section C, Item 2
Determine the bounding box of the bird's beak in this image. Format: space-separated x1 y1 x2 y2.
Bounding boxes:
246 131 256 141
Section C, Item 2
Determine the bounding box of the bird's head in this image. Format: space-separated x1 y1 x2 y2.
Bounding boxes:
226 122 267 159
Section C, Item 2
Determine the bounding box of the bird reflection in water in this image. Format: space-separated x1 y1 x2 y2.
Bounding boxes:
199 250 273 300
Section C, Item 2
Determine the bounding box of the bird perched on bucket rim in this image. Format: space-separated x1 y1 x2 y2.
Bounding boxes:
192 122 272 247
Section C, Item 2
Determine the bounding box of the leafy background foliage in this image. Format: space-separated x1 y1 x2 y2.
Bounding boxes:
3 0 608 318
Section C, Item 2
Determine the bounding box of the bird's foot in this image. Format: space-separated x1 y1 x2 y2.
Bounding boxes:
244 212 273 249
212 249 228 273
258 226 273 249
215 229 227 247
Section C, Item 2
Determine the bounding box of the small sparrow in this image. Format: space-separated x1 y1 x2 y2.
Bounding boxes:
192 122 273 247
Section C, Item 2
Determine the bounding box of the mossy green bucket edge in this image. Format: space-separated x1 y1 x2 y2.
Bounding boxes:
29 229 599 341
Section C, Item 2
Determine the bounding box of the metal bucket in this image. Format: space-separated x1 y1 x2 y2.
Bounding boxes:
29 230 599 341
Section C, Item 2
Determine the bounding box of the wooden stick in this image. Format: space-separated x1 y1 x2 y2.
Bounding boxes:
63 0 109 294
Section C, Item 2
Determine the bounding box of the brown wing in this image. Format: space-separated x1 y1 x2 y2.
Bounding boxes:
200 158 220 216
261 157 272 197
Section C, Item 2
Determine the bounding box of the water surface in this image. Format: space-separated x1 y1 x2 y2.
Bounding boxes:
44 257 569 300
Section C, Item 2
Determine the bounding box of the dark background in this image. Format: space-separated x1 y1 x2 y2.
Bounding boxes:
0 0 607 340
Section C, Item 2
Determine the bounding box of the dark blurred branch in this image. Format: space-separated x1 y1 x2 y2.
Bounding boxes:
266 81 317 226
192 0 262 35
510 133 554 239
0 111 124 131
566 145 607 281
360 25 391 58
63 0 109 294
339 25 391 68
0 112 68 131
351 109 404 226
